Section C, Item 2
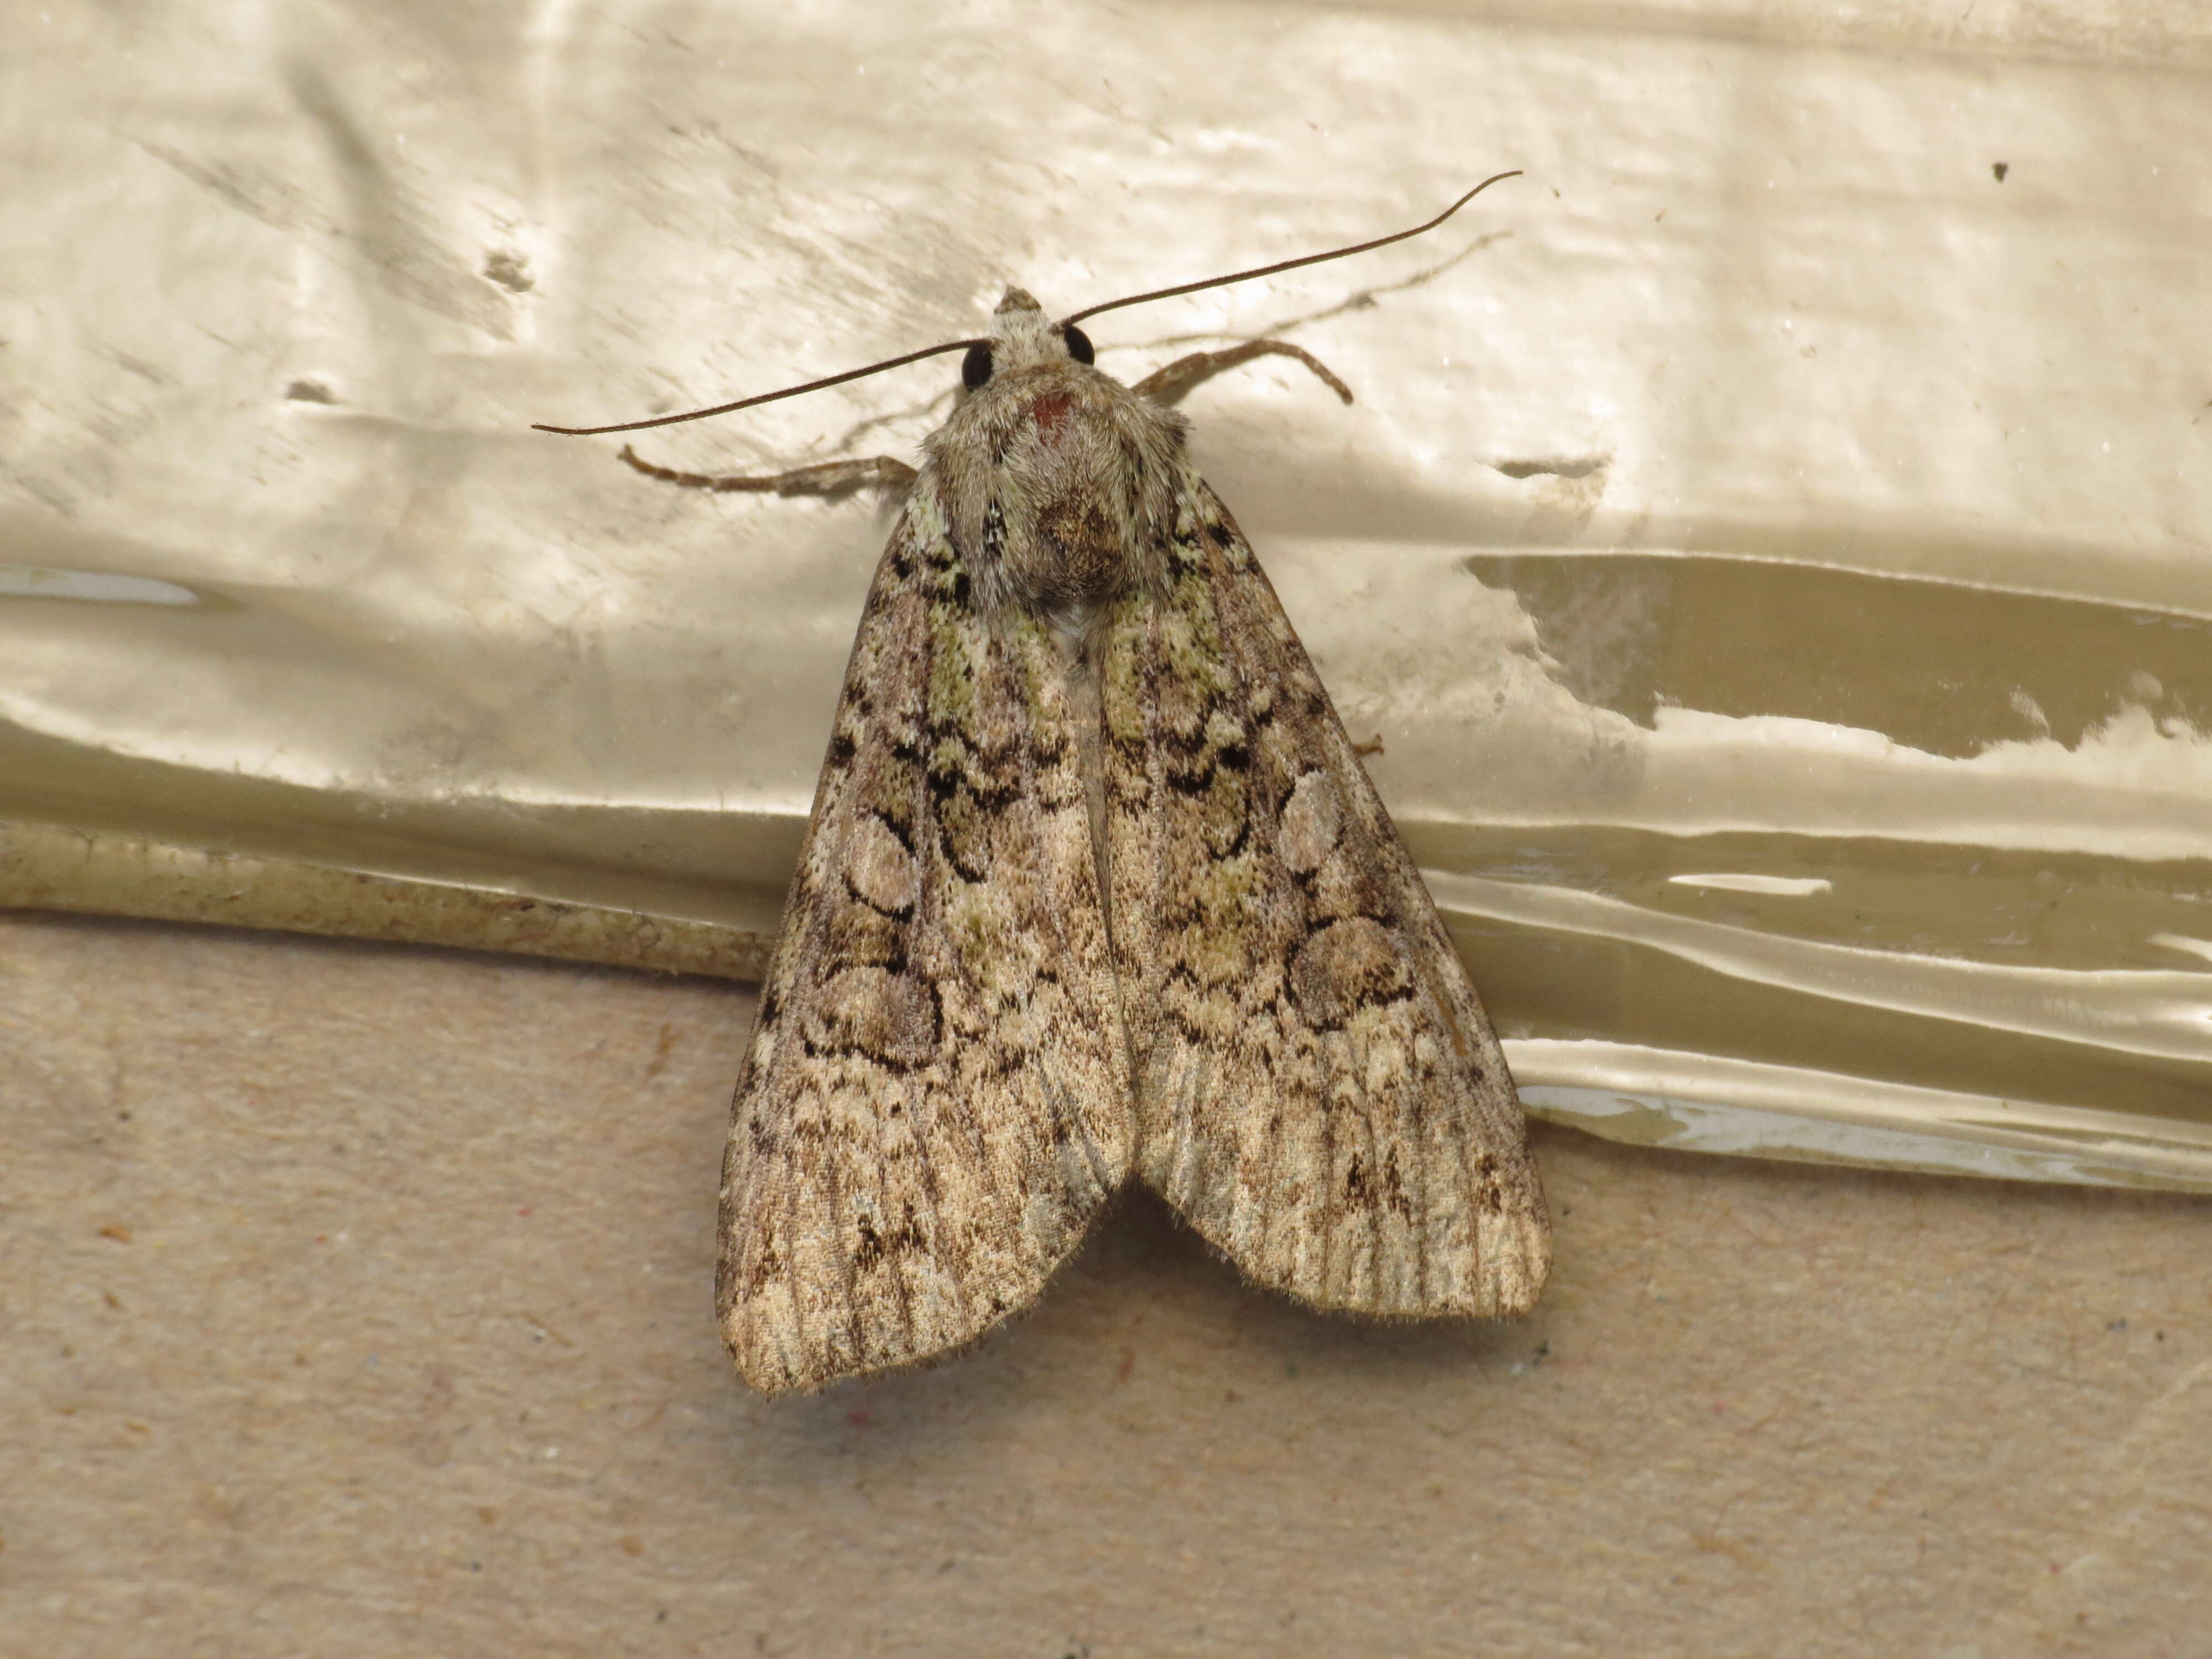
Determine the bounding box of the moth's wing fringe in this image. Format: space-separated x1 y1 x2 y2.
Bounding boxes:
742 1182 1144 1399
1104 479 1550 1319
718 497 1136 1396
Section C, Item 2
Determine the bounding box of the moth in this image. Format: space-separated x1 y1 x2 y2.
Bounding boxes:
538 175 1549 1395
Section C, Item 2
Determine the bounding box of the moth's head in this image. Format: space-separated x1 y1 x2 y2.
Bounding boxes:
958 288 1097 390
926 286 1186 621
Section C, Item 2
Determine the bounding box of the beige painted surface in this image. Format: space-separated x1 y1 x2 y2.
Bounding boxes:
7 909 2210 1656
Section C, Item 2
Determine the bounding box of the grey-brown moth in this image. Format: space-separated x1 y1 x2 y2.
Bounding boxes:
539 176 1550 1395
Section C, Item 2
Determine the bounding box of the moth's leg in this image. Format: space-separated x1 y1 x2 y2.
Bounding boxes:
618 445 918 499
1131 340 1355 410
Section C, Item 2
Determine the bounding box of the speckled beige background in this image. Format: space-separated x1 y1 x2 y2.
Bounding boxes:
8 907 2209 1656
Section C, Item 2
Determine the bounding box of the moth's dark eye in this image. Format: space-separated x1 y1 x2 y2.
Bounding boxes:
962 342 994 390
1061 324 1094 366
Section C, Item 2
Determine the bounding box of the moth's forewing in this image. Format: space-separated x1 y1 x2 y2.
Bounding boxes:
1101 483 1548 1317
718 496 1134 1395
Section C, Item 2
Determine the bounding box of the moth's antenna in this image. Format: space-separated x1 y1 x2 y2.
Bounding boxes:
531 336 988 437
531 170 1520 437
1057 170 1521 329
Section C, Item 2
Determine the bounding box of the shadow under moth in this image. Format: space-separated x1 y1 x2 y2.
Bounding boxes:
539 175 1550 1395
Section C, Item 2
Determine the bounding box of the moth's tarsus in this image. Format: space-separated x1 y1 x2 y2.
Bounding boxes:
1132 340 1355 410
617 444 917 499
713 254 1548 1397
533 172 1517 440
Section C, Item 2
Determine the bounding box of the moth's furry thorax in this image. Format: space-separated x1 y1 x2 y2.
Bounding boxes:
923 288 1189 628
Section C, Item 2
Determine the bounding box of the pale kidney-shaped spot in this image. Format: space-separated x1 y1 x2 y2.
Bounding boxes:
1277 770 1343 874
846 815 919 916
1289 916 1410 1029
807 967 941 1070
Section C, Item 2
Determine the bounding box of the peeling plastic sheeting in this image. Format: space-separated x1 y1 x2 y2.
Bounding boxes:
4 0 2209 1191
1513 1042 2212 1194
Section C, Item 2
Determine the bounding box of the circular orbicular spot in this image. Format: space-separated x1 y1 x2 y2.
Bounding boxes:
806 967 941 1070
1276 769 1343 875
1289 916 1410 1029
845 813 919 916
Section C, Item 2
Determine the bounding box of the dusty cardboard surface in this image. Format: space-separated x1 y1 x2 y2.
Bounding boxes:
6 909 2209 1656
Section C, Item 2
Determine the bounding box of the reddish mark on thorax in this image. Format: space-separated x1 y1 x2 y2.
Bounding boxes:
1030 390 1074 445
